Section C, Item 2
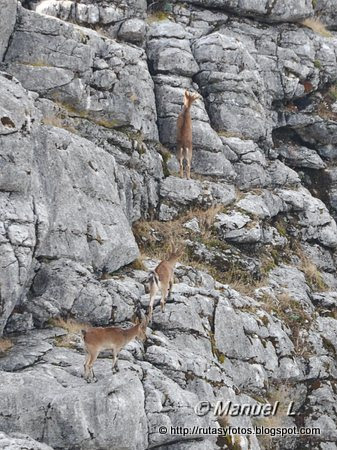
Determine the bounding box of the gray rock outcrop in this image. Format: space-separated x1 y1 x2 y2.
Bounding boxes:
1 1 337 449
0 71 138 335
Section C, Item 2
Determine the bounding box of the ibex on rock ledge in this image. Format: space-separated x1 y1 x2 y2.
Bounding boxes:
147 243 183 320
177 90 201 179
82 317 148 382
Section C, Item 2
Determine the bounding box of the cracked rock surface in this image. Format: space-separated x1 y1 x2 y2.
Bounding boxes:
1 1 337 449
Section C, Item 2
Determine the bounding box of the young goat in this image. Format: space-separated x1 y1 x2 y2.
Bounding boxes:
82 317 148 383
147 244 183 320
177 90 201 179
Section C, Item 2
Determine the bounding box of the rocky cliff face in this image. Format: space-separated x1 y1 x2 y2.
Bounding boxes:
1 1 337 449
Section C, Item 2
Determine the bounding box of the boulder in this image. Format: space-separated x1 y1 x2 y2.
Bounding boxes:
159 176 235 220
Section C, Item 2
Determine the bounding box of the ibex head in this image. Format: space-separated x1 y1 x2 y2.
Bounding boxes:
134 315 149 341
183 90 201 108
168 240 184 260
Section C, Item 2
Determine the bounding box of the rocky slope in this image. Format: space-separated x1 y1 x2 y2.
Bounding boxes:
1 1 337 449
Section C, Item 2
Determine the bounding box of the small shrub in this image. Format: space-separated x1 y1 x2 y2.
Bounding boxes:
203 237 230 252
327 85 337 102
147 11 171 23
314 59 321 69
274 217 287 237
54 334 77 349
0 338 13 355
132 205 224 260
208 331 225 364
260 253 277 275
130 257 147 271
316 85 337 120
158 145 172 178
100 272 114 280
261 291 313 355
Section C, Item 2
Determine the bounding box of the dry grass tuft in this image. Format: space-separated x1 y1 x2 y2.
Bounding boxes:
301 18 332 37
184 256 264 296
217 130 248 140
158 145 172 177
295 246 328 291
53 334 79 349
301 258 327 291
94 26 110 38
199 205 224 229
42 116 77 134
133 205 224 261
255 382 296 448
0 338 13 355
326 85 337 102
260 291 314 355
49 317 90 334
132 205 268 295
262 292 311 327
147 11 171 23
49 318 90 349
316 84 337 121
130 256 147 271
22 60 51 68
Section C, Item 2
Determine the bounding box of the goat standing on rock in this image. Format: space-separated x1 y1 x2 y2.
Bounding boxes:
82 317 148 383
147 243 183 320
177 90 201 179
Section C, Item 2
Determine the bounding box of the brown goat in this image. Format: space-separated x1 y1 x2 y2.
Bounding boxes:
82 317 148 382
147 244 183 320
177 90 201 179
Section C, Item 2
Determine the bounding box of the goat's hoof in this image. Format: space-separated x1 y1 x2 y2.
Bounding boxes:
93 377 98 383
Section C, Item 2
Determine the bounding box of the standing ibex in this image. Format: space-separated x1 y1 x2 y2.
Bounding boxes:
82 317 148 383
177 90 201 179
147 243 183 320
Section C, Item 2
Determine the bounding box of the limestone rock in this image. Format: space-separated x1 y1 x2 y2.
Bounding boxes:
118 18 146 44
277 144 326 169
1 1 337 448
0 0 17 62
175 0 313 22
159 176 235 220
192 33 269 143
5 5 158 140
0 72 138 334
0 432 53 450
